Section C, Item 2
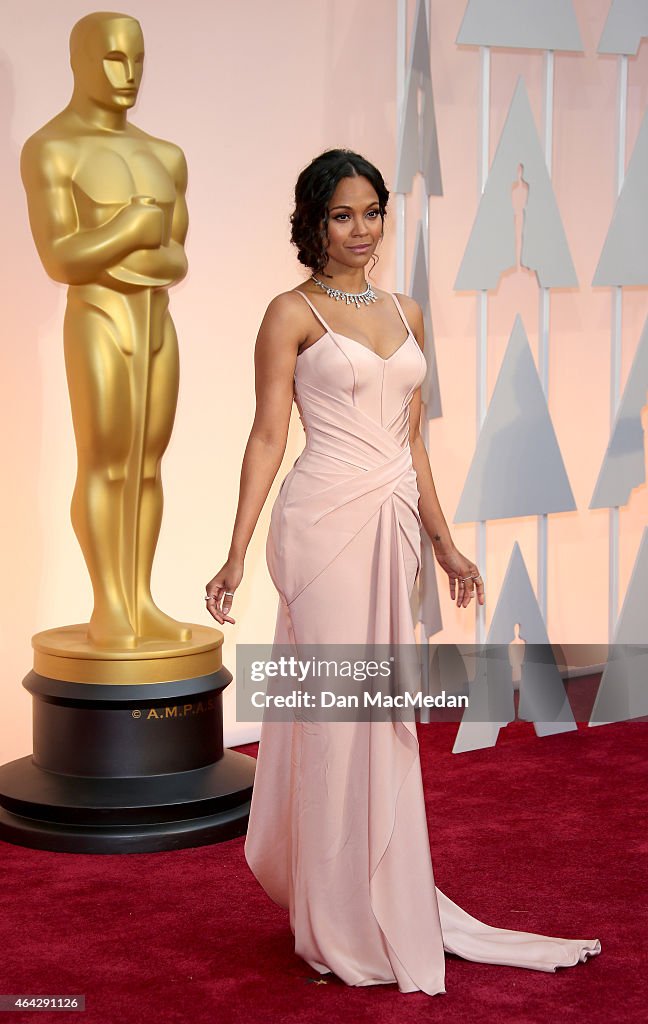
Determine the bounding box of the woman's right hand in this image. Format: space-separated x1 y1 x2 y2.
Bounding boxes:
204 556 244 625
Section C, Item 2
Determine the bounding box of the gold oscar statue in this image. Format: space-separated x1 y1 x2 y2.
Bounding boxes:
20 10 218 680
0 11 253 855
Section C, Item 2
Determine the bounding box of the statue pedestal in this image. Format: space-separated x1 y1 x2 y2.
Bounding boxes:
0 625 255 853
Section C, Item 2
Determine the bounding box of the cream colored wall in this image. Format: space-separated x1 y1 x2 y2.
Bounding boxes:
0 1 646 763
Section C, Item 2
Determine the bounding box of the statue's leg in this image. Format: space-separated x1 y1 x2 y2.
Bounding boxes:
136 301 191 641
63 295 137 648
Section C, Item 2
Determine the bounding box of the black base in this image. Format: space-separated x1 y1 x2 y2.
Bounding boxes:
0 669 256 853
0 751 254 853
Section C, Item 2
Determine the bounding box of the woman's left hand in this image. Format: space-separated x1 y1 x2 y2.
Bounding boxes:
433 543 485 608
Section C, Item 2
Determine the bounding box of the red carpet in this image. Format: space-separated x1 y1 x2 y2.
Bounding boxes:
1 717 645 1024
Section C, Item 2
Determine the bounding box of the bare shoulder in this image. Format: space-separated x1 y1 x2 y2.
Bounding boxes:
394 293 424 347
253 290 314 361
263 289 312 331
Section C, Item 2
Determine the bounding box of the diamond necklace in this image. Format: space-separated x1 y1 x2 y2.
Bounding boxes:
311 275 377 309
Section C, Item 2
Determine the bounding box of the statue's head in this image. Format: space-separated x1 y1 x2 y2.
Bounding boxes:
69 11 144 111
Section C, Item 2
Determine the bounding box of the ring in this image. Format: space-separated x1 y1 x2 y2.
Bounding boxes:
223 591 234 597
205 594 216 601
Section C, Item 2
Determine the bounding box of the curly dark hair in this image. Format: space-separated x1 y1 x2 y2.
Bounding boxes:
290 149 389 275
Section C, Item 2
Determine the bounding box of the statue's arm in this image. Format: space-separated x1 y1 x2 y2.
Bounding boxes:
20 136 163 285
111 140 188 284
160 143 189 283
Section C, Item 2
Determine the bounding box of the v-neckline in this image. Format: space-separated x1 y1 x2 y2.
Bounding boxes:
295 288 414 362
330 329 412 363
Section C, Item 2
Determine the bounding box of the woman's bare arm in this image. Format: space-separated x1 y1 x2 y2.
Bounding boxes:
397 295 455 555
205 292 310 623
227 293 307 560
397 293 485 608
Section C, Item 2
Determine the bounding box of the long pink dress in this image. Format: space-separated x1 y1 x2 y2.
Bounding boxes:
243 290 601 995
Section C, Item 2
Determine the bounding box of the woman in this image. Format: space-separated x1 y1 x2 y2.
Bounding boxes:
205 149 600 995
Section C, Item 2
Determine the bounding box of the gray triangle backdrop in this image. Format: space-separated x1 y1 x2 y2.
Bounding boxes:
409 222 442 419
590 528 648 724
593 108 648 286
455 78 577 291
590 315 648 509
454 316 576 523
395 0 442 196
453 543 576 752
598 0 648 55
457 0 583 51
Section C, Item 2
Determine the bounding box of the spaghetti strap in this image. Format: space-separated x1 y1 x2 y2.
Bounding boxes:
390 292 415 337
294 290 333 337
297 288 415 341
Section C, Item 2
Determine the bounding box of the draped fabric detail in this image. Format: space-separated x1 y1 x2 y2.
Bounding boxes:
266 378 422 608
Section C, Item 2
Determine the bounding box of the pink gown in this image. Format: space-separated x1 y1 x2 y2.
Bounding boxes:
243 290 601 995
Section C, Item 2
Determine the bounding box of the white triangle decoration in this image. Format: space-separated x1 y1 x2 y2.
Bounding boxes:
589 528 648 726
457 0 583 51
455 78 577 291
453 543 576 753
454 316 576 523
590 316 648 508
395 0 442 196
593 109 648 286
409 222 442 419
598 0 648 55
